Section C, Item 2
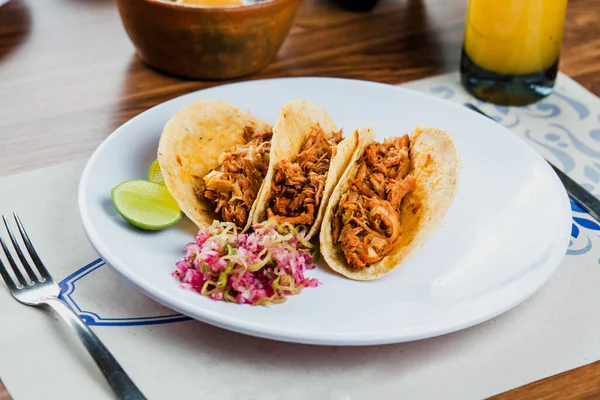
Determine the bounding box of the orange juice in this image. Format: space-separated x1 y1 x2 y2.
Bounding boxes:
464 0 568 75
460 0 568 105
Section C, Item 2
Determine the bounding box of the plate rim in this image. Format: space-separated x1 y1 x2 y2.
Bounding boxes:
78 76 572 345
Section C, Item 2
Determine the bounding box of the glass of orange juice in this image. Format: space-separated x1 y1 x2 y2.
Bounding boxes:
460 0 568 105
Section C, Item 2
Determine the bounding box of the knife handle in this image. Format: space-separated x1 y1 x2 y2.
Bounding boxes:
550 164 600 222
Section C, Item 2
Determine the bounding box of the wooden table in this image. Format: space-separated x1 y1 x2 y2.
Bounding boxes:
0 0 599 398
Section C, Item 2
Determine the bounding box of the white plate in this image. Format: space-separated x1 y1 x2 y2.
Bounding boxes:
78 77 571 346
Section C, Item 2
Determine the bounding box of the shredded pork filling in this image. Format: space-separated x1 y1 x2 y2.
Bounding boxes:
200 126 272 228
332 135 417 270
267 124 343 226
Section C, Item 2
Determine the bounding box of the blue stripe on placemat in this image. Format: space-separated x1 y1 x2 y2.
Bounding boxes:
58 259 190 327
568 200 600 260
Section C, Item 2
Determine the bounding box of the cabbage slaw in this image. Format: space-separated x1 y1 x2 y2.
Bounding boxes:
173 220 320 305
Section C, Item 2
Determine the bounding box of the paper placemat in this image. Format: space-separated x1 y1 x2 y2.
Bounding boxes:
1 72 599 400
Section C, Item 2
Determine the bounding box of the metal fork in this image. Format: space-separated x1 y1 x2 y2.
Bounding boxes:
0 213 147 400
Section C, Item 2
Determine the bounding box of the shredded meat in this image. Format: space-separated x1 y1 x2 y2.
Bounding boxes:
332 135 417 270
199 126 272 228
267 124 343 226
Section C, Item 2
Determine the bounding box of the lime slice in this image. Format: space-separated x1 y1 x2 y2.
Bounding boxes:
111 180 181 230
148 160 165 185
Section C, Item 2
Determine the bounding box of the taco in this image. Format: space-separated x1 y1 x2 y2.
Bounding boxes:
252 100 359 240
157 100 273 230
320 125 460 281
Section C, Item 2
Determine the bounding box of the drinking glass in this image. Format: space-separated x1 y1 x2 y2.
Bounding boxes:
460 0 569 105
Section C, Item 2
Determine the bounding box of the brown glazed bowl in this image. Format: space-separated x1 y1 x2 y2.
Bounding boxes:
116 0 301 80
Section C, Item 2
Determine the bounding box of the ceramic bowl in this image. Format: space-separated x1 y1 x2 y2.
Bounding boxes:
117 0 301 80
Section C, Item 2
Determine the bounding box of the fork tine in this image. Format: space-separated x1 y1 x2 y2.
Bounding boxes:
13 213 52 282
0 255 18 291
0 234 27 287
2 215 38 282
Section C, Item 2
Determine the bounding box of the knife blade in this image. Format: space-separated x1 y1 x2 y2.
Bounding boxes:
463 102 600 222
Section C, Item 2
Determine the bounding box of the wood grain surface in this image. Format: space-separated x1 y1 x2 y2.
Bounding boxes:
0 0 599 399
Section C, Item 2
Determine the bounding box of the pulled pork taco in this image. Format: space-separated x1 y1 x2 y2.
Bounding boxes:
252 100 359 240
320 125 460 281
157 100 273 230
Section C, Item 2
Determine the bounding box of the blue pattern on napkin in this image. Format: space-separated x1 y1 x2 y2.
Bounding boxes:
428 83 600 196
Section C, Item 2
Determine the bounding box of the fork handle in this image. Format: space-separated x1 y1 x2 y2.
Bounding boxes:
45 297 147 400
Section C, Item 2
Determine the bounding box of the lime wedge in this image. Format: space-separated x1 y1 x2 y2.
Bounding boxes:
111 180 181 230
148 160 165 185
